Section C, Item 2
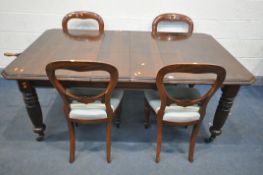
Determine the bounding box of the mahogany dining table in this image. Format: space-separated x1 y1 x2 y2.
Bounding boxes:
1 29 255 142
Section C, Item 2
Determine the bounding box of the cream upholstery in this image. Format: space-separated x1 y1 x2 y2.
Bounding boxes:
145 86 201 123
69 89 124 120
161 105 200 122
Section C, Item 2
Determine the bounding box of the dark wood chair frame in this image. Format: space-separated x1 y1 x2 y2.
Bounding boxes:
46 61 119 163
152 13 194 40
144 64 226 163
62 11 104 40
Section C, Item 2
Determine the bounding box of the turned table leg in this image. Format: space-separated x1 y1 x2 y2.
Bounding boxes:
18 80 46 141
206 85 240 143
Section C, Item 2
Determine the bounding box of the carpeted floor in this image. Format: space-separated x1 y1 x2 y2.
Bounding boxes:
0 78 262 175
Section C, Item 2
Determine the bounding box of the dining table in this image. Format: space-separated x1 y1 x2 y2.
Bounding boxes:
1 29 255 142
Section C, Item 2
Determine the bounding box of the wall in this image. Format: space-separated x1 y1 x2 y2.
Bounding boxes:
1 0 263 76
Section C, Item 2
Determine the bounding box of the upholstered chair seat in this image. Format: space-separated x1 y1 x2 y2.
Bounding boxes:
144 88 200 123
145 86 200 123
69 90 124 120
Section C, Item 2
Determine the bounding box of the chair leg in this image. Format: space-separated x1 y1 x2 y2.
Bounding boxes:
106 119 112 163
188 84 195 88
155 120 163 163
115 103 122 128
144 98 151 128
68 121 75 163
188 124 201 162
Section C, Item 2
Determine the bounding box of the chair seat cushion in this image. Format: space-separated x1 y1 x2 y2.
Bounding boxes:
68 89 124 120
162 105 200 123
144 85 201 123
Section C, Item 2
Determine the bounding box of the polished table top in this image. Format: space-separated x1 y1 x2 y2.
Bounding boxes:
2 29 255 85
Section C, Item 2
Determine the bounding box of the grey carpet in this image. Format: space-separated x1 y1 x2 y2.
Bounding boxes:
0 78 262 175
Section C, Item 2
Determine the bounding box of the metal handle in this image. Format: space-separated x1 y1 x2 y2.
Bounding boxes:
4 52 21 57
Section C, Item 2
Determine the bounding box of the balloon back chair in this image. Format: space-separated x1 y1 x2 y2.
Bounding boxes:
62 11 104 33
152 13 193 40
62 11 104 40
144 64 226 162
46 61 123 163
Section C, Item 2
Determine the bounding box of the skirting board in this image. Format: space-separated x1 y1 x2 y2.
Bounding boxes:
0 68 263 86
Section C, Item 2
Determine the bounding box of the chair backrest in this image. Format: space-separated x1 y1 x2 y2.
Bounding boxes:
156 64 226 118
152 13 193 39
46 61 118 116
62 11 104 33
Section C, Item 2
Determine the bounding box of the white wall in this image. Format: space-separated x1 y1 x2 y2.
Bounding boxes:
1 0 263 76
